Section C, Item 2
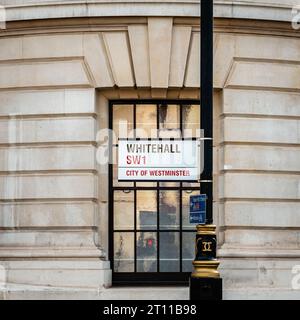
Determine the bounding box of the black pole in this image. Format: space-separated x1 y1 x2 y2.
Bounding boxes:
201 0 213 138
189 0 222 301
200 0 213 225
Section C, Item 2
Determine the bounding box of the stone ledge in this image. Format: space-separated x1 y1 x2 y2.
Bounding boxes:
0 284 189 300
0 247 106 258
218 247 300 258
0 1 296 23
0 259 112 289
1 284 299 300
224 288 300 300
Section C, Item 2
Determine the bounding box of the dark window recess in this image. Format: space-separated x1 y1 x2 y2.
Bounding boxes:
109 100 211 286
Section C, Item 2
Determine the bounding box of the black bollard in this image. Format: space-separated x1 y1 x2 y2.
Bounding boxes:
190 225 222 300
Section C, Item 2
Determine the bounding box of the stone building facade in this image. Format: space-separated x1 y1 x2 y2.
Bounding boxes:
0 0 299 299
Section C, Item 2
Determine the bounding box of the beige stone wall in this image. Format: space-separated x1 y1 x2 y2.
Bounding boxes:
0 16 200 290
0 5 300 297
214 33 300 295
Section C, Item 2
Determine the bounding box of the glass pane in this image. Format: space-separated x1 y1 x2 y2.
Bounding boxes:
136 104 157 138
159 104 180 138
182 104 200 138
159 232 180 272
159 191 180 230
113 105 134 140
113 146 133 187
182 232 195 272
182 182 201 188
159 104 180 129
114 190 134 230
182 190 201 230
137 232 157 272
114 232 134 272
159 182 180 187
137 190 157 230
136 182 157 187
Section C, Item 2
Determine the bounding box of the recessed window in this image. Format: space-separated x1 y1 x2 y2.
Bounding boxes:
110 100 205 285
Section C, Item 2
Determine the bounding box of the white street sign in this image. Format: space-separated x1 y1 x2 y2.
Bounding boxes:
118 139 200 181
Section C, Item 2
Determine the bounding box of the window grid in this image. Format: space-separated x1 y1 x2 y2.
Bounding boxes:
109 100 209 285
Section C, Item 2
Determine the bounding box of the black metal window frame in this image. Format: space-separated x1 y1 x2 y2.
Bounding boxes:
108 99 212 286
